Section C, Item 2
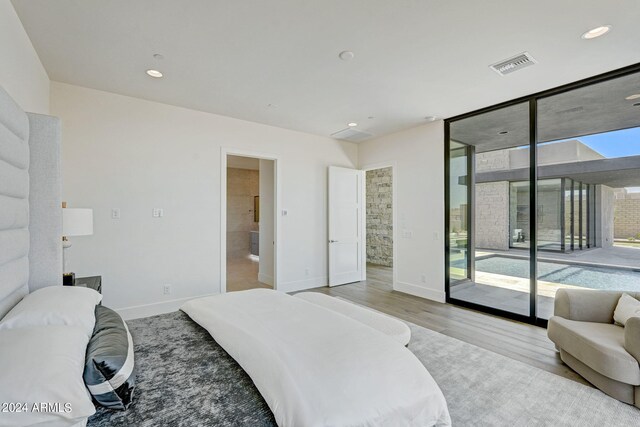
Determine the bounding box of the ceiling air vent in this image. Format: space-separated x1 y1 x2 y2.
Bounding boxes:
490 52 537 76
330 127 373 143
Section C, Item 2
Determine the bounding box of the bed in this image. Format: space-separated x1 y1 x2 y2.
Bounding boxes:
182 289 451 427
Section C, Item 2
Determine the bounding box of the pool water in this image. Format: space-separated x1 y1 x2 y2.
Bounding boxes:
455 256 640 292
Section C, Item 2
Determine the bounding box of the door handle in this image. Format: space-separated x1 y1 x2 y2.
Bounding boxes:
329 240 338 243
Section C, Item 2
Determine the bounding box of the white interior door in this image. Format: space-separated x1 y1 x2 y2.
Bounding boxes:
328 166 365 286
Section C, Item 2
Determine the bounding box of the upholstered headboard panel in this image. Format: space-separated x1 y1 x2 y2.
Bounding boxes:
0 86 62 318
0 86 31 318
27 113 62 291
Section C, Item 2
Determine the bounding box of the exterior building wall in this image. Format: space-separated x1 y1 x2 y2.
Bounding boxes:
475 181 510 250
450 206 467 235
366 167 393 267
476 150 510 172
509 139 604 169
227 167 259 258
597 185 615 248
614 192 640 240
473 141 624 252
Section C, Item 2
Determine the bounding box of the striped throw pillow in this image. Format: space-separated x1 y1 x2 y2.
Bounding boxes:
84 305 136 410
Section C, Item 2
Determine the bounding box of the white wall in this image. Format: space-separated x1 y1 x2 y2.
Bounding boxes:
51 82 358 318
0 2 49 113
259 159 275 286
358 121 445 302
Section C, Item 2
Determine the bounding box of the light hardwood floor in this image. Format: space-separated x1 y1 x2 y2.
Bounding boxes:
304 263 590 387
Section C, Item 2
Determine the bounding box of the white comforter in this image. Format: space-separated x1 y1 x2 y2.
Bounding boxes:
181 289 451 427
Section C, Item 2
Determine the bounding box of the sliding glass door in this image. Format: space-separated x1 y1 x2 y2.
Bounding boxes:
447 102 532 319
534 69 640 321
445 64 640 326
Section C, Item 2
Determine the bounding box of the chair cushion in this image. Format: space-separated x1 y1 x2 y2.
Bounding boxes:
548 316 640 385
613 293 640 326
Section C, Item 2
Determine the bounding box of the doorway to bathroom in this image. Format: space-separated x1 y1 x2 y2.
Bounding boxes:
221 151 277 292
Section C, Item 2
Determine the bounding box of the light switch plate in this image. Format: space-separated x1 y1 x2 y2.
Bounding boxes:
111 208 120 219
153 208 164 218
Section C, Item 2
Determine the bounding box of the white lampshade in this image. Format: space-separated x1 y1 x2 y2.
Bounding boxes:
62 208 93 237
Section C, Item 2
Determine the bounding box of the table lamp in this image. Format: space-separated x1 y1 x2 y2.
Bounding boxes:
62 203 94 285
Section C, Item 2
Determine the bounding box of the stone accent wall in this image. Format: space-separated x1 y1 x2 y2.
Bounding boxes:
366 168 393 267
476 150 510 172
614 193 640 240
227 167 259 258
475 181 510 250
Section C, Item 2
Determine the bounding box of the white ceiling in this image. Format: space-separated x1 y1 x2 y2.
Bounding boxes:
12 0 640 140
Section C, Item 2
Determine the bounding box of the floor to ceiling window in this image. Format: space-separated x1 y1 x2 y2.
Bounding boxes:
448 102 532 318
445 64 640 325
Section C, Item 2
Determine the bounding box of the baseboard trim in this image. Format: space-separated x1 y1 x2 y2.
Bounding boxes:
279 276 327 293
394 281 445 303
258 273 274 287
115 293 218 320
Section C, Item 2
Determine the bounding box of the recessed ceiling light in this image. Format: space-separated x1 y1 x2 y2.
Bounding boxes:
348 122 358 127
339 51 355 61
153 53 164 60
581 25 611 40
146 69 163 78
425 116 437 122
626 94 640 100
499 131 508 135
368 116 375 120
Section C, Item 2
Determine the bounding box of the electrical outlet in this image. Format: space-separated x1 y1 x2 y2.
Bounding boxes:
163 284 171 295
305 268 310 277
111 208 120 219
421 275 427 283
153 208 164 218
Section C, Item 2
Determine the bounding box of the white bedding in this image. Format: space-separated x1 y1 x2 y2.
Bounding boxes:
181 289 451 427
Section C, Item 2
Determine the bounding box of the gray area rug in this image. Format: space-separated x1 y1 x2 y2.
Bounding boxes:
88 311 276 427
88 310 640 426
407 323 640 426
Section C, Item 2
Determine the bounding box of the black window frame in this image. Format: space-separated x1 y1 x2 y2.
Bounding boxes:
444 62 640 328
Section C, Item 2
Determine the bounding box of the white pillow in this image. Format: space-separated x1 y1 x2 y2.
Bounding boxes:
613 293 640 326
0 326 96 427
0 286 102 336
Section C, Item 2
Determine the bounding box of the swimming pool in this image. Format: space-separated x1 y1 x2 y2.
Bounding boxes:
455 256 640 292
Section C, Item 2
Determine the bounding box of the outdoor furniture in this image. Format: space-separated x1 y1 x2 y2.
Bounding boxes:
548 289 640 407
513 229 525 243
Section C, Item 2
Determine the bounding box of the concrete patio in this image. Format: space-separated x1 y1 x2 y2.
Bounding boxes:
478 245 640 271
450 245 640 319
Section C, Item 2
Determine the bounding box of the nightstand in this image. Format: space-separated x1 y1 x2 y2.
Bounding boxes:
74 276 102 294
